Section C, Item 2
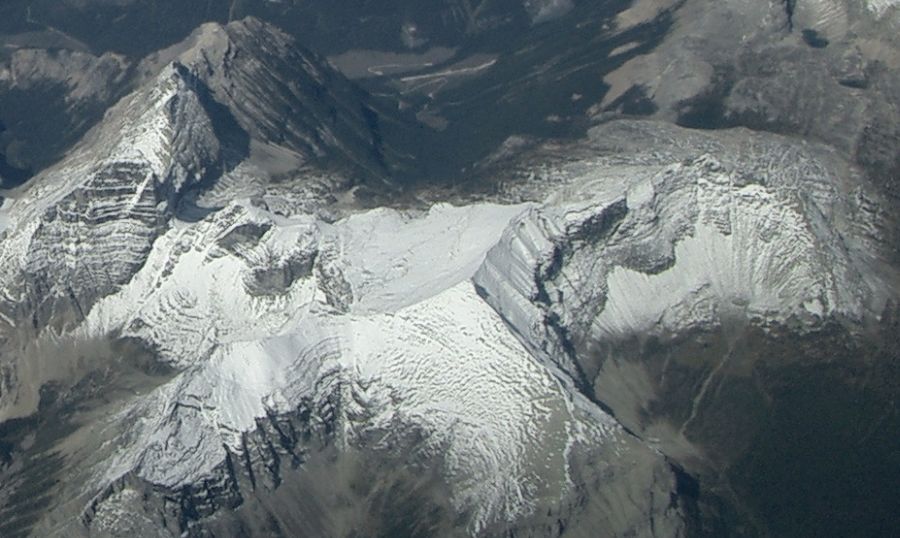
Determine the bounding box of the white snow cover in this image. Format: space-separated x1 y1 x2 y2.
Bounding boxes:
475 143 890 362
69 120 894 533
83 204 322 365
80 137 892 531
81 199 614 531
591 164 858 338
2 76 886 532
331 203 530 313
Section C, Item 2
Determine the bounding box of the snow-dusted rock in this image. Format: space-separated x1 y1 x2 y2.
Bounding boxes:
473 120 896 411
67 197 630 533
48 119 890 536
0 9 895 536
0 17 391 423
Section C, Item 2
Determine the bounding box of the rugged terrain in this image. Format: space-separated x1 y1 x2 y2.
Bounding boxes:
0 1 898 537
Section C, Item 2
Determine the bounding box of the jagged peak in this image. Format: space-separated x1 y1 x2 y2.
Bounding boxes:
174 19 256 75
163 16 328 89
141 16 389 178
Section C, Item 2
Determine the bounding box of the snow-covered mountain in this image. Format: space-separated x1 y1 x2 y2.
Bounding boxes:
0 17 387 344
2 90 896 536
0 3 898 538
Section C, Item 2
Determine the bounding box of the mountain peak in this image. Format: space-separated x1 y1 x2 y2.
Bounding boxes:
0 15 388 348
175 17 266 74
146 16 390 178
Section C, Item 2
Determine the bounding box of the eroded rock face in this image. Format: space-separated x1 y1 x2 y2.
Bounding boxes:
4 49 128 104
154 18 391 176
0 65 219 335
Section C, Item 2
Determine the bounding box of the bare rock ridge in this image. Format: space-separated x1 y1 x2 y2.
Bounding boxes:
157 18 392 178
0 14 397 187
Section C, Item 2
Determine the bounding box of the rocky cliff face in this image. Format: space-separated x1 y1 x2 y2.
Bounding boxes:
144 18 392 178
472 120 900 535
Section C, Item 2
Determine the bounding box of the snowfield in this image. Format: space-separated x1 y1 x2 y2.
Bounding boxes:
73 128 891 531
